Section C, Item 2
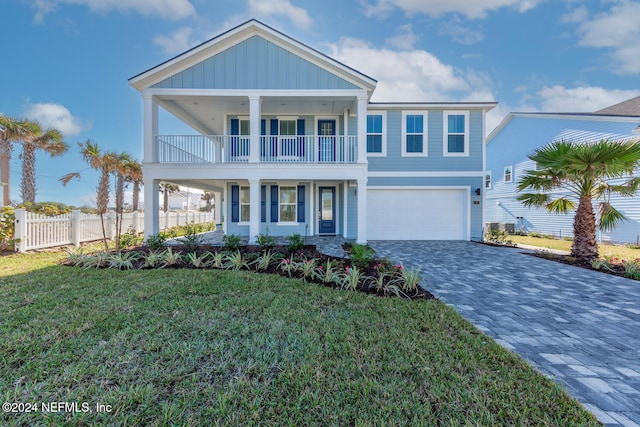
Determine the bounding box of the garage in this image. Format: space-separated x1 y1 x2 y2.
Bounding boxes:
366 188 468 240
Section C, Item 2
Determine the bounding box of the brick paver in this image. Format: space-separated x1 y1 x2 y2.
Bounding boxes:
369 241 640 427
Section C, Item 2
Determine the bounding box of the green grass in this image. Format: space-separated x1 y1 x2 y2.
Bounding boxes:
510 235 640 259
0 251 598 426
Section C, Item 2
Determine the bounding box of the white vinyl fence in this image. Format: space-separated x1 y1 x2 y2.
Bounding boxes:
14 209 215 253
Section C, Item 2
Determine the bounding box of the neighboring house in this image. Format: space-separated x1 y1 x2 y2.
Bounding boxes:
129 20 496 243
485 100 640 243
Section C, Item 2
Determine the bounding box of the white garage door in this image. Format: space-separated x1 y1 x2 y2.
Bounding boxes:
367 188 467 240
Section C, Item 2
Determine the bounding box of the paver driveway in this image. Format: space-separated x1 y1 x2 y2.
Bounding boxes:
369 241 640 427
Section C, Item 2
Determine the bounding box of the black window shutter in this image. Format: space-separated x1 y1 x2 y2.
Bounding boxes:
270 185 278 222
231 185 239 223
261 185 266 223
297 185 305 222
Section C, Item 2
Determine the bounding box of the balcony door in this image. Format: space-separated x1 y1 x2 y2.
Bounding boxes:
318 120 336 162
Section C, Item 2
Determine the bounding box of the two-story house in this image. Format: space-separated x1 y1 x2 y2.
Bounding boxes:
129 19 496 243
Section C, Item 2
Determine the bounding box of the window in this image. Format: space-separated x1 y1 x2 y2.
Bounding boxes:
240 186 250 222
443 111 469 156
279 120 296 136
402 112 427 156
279 186 297 222
366 113 386 155
485 171 492 189
239 119 250 136
504 166 513 183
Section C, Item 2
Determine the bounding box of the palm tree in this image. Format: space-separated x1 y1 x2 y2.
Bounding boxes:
517 139 640 259
201 191 214 212
61 140 116 251
160 182 180 213
125 160 143 212
111 152 132 252
0 116 36 205
19 121 68 204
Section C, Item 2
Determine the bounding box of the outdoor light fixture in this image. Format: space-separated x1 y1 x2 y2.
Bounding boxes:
475 188 481 196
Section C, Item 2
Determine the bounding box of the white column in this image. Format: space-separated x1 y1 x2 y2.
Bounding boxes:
143 92 158 163
343 183 348 238
309 182 315 236
214 191 222 224
356 178 367 244
143 179 160 240
248 179 261 243
249 96 261 163
357 94 368 164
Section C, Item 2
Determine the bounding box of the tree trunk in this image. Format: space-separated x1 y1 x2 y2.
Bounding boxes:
20 144 37 204
132 182 140 211
0 139 12 205
164 189 169 213
571 195 598 259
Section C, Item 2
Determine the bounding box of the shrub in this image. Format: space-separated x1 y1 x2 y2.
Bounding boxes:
224 250 248 271
179 223 202 253
589 258 612 271
350 243 375 267
255 230 277 251
623 260 640 280
484 229 513 245
399 266 421 293
142 251 166 269
163 247 182 267
296 257 318 282
287 233 305 253
342 266 362 291
146 233 167 251
254 250 282 271
279 257 296 277
119 226 143 249
185 252 211 268
0 206 16 251
223 234 242 251
528 232 541 238
108 251 140 270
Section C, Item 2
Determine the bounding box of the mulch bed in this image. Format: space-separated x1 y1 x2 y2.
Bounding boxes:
70 244 436 301
524 250 635 281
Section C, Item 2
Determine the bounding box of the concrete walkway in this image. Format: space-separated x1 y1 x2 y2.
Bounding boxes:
368 241 640 427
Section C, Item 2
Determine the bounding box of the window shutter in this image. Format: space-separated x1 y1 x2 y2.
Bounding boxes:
261 185 266 223
231 185 239 223
260 119 266 135
297 185 305 222
270 185 278 222
270 119 278 157
297 119 305 156
230 119 239 135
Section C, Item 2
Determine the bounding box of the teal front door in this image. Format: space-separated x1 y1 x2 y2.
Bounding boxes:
318 187 336 234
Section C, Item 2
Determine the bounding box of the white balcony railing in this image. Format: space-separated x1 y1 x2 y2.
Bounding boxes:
156 135 357 164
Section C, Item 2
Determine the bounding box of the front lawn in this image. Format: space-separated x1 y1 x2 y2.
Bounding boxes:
510 234 640 259
0 251 598 425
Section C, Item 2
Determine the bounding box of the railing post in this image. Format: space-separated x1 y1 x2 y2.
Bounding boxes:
71 210 82 247
14 209 27 253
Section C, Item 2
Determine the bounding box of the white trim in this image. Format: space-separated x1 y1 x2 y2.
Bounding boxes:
276 222 299 226
276 115 300 120
367 185 471 240
484 171 492 189
343 182 348 238
443 110 469 157
368 102 497 110
278 185 298 223
504 165 513 183
147 88 368 98
401 111 428 157
368 171 484 177
365 110 387 157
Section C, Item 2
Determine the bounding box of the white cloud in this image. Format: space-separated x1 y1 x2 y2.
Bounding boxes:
361 0 545 20
328 37 495 103
438 17 484 45
32 0 195 23
537 85 640 112
385 24 418 50
575 2 640 74
247 0 313 29
153 27 194 55
24 103 88 137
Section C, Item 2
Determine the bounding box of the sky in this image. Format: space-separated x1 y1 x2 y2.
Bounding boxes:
2 0 639 207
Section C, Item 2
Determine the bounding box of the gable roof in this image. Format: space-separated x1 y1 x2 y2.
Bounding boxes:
129 19 377 95
486 112 640 144
595 96 640 116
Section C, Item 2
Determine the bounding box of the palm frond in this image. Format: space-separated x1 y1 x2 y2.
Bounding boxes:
598 202 626 232
516 192 550 208
59 172 81 186
545 197 575 214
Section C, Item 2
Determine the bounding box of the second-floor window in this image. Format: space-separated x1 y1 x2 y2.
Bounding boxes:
485 171 492 189
444 111 469 156
504 166 513 183
367 114 384 155
279 120 296 137
402 112 427 156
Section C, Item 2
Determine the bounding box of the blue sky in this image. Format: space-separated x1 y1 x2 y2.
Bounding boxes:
2 0 639 207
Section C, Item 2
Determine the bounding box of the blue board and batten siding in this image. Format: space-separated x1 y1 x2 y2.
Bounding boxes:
367 110 484 172
485 115 640 243
153 35 358 90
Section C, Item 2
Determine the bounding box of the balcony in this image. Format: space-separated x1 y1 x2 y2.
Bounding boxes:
156 135 358 164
